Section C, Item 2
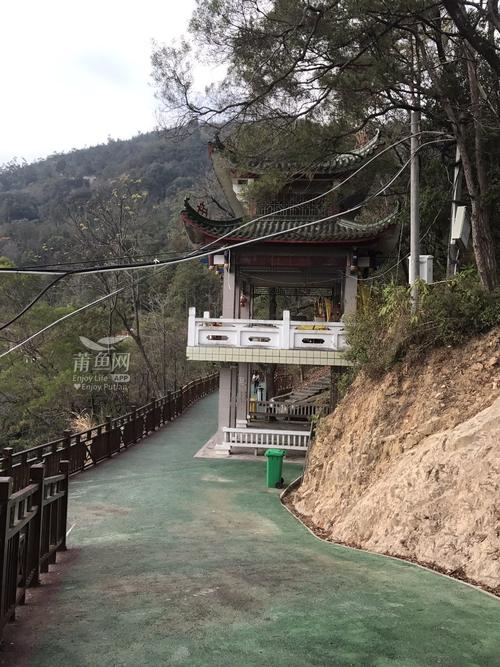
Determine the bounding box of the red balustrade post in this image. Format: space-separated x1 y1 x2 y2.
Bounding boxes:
153 398 159 430
131 407 138 444
166 392 172 421
62 429 72 463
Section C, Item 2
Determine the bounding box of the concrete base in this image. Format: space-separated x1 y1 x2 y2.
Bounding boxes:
194 434 231 459
194 434 273 461
194 432 307 462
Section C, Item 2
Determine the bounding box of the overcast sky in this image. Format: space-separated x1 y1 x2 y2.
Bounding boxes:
0 0 199 165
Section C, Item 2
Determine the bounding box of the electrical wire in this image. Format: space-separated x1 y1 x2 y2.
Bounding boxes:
0 264 171 360
0 274 66 332
354 184 452 283
183 130 452 258
61 136 451 277
17 249 190 270
0 132 451 332
0 137 454 359
0 130 452 277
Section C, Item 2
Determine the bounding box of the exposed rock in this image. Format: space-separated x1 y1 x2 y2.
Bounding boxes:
290 328 500 591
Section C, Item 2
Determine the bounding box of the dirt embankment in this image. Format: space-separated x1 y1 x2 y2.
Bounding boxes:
290 329 500 592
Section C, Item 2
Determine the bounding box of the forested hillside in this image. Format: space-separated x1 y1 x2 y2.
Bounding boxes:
0 127 221 450
0 127 210 265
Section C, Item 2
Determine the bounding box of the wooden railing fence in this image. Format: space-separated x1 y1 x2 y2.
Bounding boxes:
0 372 218 633
248 400 327 422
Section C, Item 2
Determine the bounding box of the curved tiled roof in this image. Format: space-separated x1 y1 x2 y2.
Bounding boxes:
181 198 399 245
212 130 382 175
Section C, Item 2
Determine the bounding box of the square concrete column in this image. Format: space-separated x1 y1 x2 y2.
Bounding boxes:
222 265 238 318
215 364 238 450
216 261 250 449
236 363 250 426
343 256 358 316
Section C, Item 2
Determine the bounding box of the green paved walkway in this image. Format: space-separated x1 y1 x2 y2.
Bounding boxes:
8 394 500 666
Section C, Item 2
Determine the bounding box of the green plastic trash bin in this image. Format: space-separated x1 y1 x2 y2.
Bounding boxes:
265 449 285 488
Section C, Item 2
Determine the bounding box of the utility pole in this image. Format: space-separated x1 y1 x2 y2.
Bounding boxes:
409 107 421 311
446 145 463 278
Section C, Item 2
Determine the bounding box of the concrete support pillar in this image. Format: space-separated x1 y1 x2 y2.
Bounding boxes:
343 256 358 316
216 258 250 449
216 364 237 450
330 366 347 412
236 363 250 425
222 264 238 318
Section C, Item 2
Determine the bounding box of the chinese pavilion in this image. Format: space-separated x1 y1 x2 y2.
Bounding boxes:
181 132 399 454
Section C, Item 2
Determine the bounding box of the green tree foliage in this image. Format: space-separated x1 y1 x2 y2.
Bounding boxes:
0 128 210 266
153 0 500 289
346 270 500 377
0 131 222 450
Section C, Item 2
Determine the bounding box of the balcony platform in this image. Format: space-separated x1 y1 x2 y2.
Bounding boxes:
187 308 352 366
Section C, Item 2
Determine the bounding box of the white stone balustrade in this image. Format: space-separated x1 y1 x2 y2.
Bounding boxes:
223 426 310 452
187 308 348 352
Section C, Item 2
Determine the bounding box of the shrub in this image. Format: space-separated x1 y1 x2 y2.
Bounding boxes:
345 270 500 377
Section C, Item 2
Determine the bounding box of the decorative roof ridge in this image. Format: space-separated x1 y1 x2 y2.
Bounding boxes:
336 203 400 231
182 197 400 245
183 197 242 227
209 129 382 174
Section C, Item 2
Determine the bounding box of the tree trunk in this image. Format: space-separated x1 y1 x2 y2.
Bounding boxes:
458 55 499 290
418 37 498 290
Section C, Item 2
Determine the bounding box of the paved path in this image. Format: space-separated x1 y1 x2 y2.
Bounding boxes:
3 393 500 666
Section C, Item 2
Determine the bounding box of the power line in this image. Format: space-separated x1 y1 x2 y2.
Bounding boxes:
354 184 452 283
187 130 451 257
0 264 171 360
0 138 453 359
59 136 452 276
15 249 189 271
0 274 66 332
0 130 452 277
0 131 450 332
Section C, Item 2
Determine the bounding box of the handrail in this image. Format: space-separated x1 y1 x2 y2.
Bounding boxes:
1 372 219 486
0 371 219 635
248 400 326 422
188 308 347 352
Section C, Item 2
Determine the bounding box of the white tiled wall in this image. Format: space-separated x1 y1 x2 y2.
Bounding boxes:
186 346 352 366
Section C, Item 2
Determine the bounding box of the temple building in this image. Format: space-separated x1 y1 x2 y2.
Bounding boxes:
181 132 399 454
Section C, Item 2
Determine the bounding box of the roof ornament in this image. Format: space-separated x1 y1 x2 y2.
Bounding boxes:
355 129 369 148
197 201 208 216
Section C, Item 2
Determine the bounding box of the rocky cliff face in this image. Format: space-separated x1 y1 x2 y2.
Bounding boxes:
290 329 500 592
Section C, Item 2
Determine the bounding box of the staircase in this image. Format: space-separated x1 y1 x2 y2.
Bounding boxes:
273 373 331 406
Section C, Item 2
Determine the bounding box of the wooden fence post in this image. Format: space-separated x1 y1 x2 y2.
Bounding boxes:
1 449 13 477
29 464 45 585
106 416 113 457
58 461 69 552
0 477 13 620
62 429 72 462
151 399 157 431
131 407 138 444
